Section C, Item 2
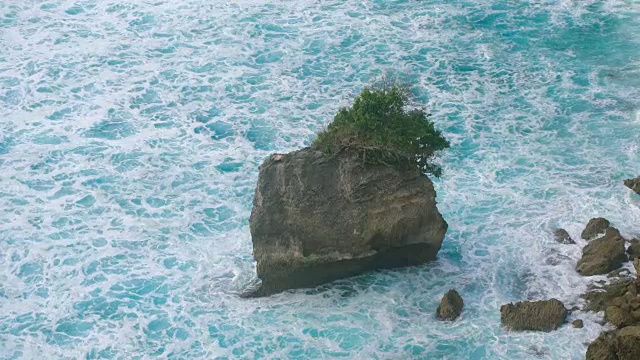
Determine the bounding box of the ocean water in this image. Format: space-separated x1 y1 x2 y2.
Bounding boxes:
1 0 640 358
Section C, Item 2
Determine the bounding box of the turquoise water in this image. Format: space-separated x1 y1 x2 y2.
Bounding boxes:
2 0 640 358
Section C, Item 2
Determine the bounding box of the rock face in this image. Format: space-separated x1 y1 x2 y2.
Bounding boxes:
436 289 464 321
581 217 611 240
624 177 640 195
500 299 567 332
576 227 626 276
248 148 448 296
553 228 575 244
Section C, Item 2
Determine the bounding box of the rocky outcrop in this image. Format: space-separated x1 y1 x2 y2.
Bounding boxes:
586 327 640 360
247 148 448 296
436 289 464 321
582 280 637 312
553 228 574 244
581 218 611 240
500 299 567 332
624 177 640 195
576 227 626 276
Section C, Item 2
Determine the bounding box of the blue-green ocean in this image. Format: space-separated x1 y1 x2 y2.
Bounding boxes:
2 0 640 358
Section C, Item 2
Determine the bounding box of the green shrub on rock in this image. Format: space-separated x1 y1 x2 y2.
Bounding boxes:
313 83 450 177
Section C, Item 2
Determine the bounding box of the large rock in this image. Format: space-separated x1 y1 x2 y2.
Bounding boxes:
587 327 640 360
576 227 627 276
582 279 636 312
247 148 448 296
500 299 567 332
586 332 617 360
615 326 640 360
624 177 640 195
436 289 464 321
581 218 611 240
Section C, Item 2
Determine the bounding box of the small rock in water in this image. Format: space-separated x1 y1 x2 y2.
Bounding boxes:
500 299 567 332
553 228 575 244
572 319 584 328
624 177 640 195
436 289 464 321
581 218 611 240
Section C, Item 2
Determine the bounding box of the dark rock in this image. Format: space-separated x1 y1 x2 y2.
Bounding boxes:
586 332 617 360
624 177 640 195
436 289 464 321
553 228 575 244
572 319 584 328
576 227 627 276
500 299 567 332
581 218 611 240
247 148 448 296
627 239 640 260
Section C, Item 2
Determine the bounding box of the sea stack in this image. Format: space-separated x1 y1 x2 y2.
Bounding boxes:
246 148 448 297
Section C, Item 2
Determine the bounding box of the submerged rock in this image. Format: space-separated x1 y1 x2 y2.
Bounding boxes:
624 177 640 195
553 228 575 244
576 227 626 276
500 299 567 332
581 217 611 240
247 148 448 296
436 289 464 321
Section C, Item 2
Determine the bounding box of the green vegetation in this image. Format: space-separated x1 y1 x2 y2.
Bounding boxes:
312 82 450 177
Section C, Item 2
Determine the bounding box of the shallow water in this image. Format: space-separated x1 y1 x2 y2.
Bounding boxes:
2 0 640 359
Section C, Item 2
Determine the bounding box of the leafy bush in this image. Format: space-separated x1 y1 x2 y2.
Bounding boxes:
312 83 450 177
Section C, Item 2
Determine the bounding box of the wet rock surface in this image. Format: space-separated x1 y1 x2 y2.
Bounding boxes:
436 289 464 321
576 227 626 276
500 299 567 332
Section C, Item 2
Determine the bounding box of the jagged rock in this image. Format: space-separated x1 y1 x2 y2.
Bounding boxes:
572 319 584 328
247 148 448 296
553 228 575 244
582 280 636 312
581 218 611 240
576 227 627 276
586 332 617 360
500 299 567 332
624 177 640 195
436 289 464 321
627 239 640 260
